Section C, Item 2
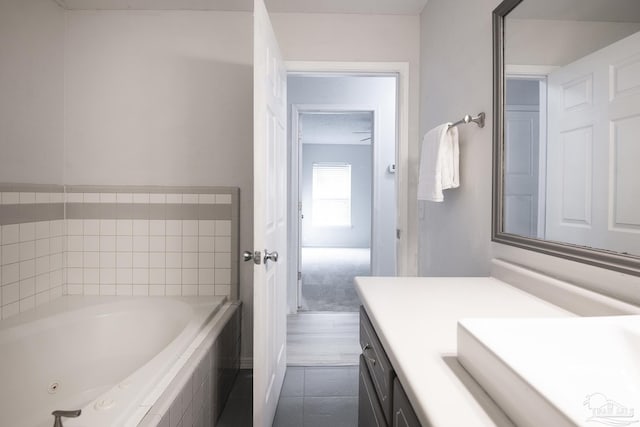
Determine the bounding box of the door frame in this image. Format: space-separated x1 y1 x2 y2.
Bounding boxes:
285 61 410 314
290 104 379 312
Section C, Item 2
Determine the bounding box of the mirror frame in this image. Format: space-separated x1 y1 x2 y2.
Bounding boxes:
492 0 640 277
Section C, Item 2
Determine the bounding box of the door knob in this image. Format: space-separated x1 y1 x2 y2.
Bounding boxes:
263 250 279 264
243 250 261 265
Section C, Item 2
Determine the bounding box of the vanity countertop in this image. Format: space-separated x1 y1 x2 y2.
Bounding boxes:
354 276 575 427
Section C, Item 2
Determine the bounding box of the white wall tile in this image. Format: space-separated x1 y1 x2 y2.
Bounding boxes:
99 252 116 268
2 283 20 304
83 219 100 235
198 253 215 269
84 236 99 252
116 284 132 296
83 252 99 268
198 285 215 296
133 252 149 268
116 193 133 203
1 263 19 285
182 253 197 269
99 193 117 203
150 253 166 268
19 296 35 312
116 252 133 268
198 237 214 253
149 194 166 204
182 269 197 285
35 239 49 257
166 236 182 252
2 244 19 265
214 285 231 297
182 236 198 253
166 268 181 285
2 192 20 205
150 268 165 285
83 193 100 203
214 237 231 253
150 236 166 252
84 284 100 295
66 193 83 203
215 269 231 285
198 269 214 285
215 220 232 236
36 193 51 204
100 284 116 295
19 223 35 242
67 236 83 252
100 268 116 284
166 220 182 236
132 285 149 296
166 284 182 296
198 194 216 204
19 241 35 261
215 194 232 204
214 253 230 269
116 236 133 252
149 284 165 296
182 284 198 296
117 220 133 236
100 235 116 252
149 220 166 236
182 194 198 204
84 268 99 284
100 219 116 236
198 221 215 236
19 260 35 280
132 268 149 284
133 220 149 236
67 219 84 236
133 236 149 252
35 256 49 275
35 221 50 239
1 224 19 244
19 192 36 204
133 193 150 204
183 220 198 236
166 194 182 204
35 274 50 294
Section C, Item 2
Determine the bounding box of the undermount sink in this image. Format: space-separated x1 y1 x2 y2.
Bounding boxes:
457 315 640 427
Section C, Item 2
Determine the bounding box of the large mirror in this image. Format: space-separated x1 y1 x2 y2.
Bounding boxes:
493 0 640 276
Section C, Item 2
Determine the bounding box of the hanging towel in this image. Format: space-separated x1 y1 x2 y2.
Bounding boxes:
417 123 460 202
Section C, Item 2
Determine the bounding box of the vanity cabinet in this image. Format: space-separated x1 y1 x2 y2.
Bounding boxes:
359 306 422 427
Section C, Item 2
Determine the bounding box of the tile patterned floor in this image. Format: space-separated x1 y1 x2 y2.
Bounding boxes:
217 366 359 427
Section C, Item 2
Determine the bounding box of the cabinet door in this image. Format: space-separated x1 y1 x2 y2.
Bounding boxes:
393 378 422 427
359 355 388 427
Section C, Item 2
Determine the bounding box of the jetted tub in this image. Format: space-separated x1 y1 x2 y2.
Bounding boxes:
0 296 227 427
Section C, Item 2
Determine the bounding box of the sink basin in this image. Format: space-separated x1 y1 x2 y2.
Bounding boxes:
457 315 640 427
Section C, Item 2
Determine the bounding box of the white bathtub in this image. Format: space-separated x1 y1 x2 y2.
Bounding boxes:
0 296 227 427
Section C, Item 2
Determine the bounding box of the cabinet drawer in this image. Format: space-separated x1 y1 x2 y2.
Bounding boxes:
392 378 422 427
359 355 388 427
360 306 394 425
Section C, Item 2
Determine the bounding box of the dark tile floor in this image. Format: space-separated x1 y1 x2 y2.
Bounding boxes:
217 366 359 427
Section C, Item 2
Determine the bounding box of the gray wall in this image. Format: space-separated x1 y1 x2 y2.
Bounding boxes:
301 144 372 248
0 0 65 185
419 0 640 305
418 0 495 276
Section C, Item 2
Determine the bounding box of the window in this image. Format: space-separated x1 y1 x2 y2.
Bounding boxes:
312 163 352 227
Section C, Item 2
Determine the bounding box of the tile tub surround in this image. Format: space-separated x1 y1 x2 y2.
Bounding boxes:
64 186 239 300
138 302 241 427
0 184 66 319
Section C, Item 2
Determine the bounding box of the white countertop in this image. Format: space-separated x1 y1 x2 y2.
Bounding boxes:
354 276 575 427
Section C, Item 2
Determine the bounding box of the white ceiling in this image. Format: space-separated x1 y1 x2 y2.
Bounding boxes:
300 112 373 145
57 0 429 14
509 0 640 23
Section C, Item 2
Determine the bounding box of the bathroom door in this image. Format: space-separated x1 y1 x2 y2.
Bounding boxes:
252 0 288 426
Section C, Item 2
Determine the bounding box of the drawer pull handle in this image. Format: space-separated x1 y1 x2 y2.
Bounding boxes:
365 355 377 366
362 343 371 352
362 343 376 365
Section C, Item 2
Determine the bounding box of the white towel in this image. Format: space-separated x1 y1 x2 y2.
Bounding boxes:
417 123 459 202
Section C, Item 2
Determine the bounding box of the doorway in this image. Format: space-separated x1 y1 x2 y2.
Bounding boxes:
285 74 398 365
298 110 373 311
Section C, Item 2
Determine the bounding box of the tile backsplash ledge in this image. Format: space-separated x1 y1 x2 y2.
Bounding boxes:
0 184 240 319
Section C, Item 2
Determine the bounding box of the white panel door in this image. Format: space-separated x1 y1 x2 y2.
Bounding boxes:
546 30 640 253
504 109 540 238
253 0 287 426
